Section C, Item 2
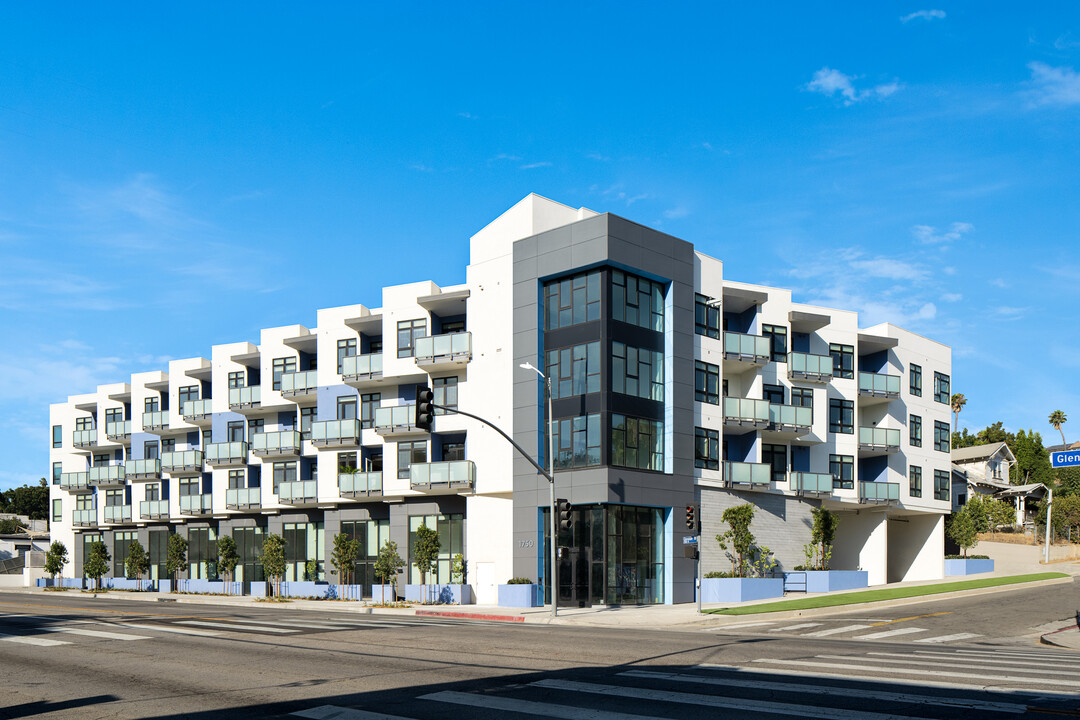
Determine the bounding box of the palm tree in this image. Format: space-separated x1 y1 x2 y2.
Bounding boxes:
951 393 967 437
1049 410 1068 448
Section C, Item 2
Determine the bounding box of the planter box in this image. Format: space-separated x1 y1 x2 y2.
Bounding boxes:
405 584 474 605
177 579 241 595
497 583 541 607
326 584 362 600
109 578 156 591
371 584 397 603
280 581 331 599
250 581 268 598
803 570 869 593
945 558 994 576
700 577 785 603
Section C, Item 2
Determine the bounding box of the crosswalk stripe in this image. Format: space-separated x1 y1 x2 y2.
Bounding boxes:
229 619 351 631
176 620 299 634
802 624 872 638
0 632 70 647
41 628 150 641
861 652 1080 675
422 690 669 719
618 669 1027 714
934 647 1080 661
851 627 927 641
116 623 223 637
717 620 777 629
768 622 822 633
292 705 415 720
912 633 981 644
752 658 1080 688
530 678 922 719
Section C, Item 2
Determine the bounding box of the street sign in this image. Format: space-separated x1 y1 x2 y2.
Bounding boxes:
1051 451 1080 468
683 536 698 545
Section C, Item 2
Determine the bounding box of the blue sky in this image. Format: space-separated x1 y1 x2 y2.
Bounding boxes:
1 3 1078 489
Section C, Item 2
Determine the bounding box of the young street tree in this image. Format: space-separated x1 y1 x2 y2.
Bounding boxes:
330 532 361 598
1049 410 1068 448
260 533 287 597
84 540 111 591
947 507 978 558
165 533 188 587
809 506 839 570
217 535 239 593
374 540 405 601
716 504 756 577
412 523 440 602
43 541 68 582
125 539 150 582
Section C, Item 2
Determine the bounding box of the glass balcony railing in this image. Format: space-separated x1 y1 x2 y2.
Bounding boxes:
860 481 900 502
311 419 361 446
226 487 261 509
339 471 383 497
722 397 771 424
142 411 169 431
723 332 770 362
179 494 212 514
341 353 383 379
374 405 417 433
410 460 475 490
181 398 213 420
161 450 204 473
858 372 901 397
792 471 834 494
104 505 132 523
281 370 318 396
414 332 472 365
205 441 248 465
73 429 97 447
252 431 302 456
88 465 125 486
769 404 813 430
277 480 317 504
723 462 771 488
787 352 833 380
859 427 901 450
139 500 169 519
72 509 97 526
228 386 261 408
60 472 90 491
105 420 131 439
125 458 161 479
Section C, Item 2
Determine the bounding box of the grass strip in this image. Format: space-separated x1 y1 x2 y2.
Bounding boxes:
704 572 1070 615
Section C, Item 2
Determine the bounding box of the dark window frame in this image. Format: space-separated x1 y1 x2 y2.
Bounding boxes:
829 343 854 379
829 399 854 434
694 427 719 470
694 361 720 405
761 324 788 363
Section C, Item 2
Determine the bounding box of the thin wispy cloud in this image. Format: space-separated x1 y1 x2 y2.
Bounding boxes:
409 163 434 172
457 112 477 119
519 161 552 169
805 67 901 105
912 222 973 244
942 292 963 302
586 153 610 162
900 9 945 23
1026 62 1080 106
663 206 690 220
990 278 1009 288
491 153 522 162
849 258 927 280
994 306 1027 320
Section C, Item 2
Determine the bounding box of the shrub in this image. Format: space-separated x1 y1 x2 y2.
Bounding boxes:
946 554 990 560
704 571 735 579
506 577 534 584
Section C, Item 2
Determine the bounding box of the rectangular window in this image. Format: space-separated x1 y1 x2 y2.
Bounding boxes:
144 441 159 460
178 385 199 409
228 371 245 389
830 454 854 489
694 361 720 405
144 397 159 412
442 441 465 462
611 342 664 402
105 489 124 507
52 498 62 522
360 393 380 429
610 414 664 471
105 408 123 424
546 341 602 399
545 270 601 330
201 429 211 448
441 319 466 334
612 270 664 331
228 469 245 489
179 478 199 496
934 470 950 500
113 531 137 578
52 425 62 448
934 421 950 452
300 407 316 440
52 462 62 485
762 443 787 484
337 396 357 420
791 387 813 409
829 399 854 434
553 414 602 469
246 418 263 443
433 377 458 415
272 357 297 391
910 364 922 397
337 452 358 471
272 462 296 492
337 338 357 374
934 372 950 404
910 415 922 447
694 427 719 470
909 465 923 498
396 319 427 358
227 421 244 443
145 483 160 501
162 438 176 453
75 417 94 430
397 441 427 479
829 343 854 379
762 324 788 362
762 383 785 405
694 294 720 339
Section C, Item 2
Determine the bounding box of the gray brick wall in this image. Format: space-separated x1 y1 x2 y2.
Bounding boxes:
700 488 818 575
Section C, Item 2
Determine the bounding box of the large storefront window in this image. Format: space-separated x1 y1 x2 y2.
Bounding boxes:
282 522 324 581
407 514 464 585
113 531 137 578
188 527 218 580
340 519 390 594
233 527 265 585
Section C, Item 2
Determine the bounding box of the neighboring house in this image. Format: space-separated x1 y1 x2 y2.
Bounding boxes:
950 442 1016 511
0 513 50 568
1046 441 1080 453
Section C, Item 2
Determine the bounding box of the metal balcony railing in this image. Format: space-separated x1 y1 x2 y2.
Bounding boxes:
73 429 97 447
791 471 834 494
225 487 261 510
124 458 161 480
181 398 213 420
339 471 383 498
787 352 834 382
60 472 90 491
252 431 302 457
139 500 169 520
859 427 901 451
205 441 248 465
142 411 169 431
722 461 771 489
858 372 901 398
722 397 771 425
161 450 204 474
228 386 261 409
769 404 813 430
179 494 212 514
374 405 418 434
341 353 383 381
414 332 472 366
311 419 361 447
277 480 317 504
409 460 475 491
88 465 125 486
72 509 97 527
722 332 770 363
103 505 132 523
860 481 900 502
281 370 319 396
105 420 131 440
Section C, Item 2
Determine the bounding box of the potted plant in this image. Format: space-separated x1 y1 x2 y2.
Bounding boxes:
372 540 404 602
498 576 541 607
792 507 867 592
700 504 784 603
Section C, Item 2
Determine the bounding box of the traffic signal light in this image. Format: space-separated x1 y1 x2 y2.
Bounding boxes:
415 385 434 431
685 504 699 533
557 498 573 531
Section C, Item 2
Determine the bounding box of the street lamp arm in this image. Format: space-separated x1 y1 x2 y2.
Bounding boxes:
432 403 553 483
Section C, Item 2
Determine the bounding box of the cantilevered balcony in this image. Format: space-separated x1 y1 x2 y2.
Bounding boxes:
787 352 833 383
722 461 771 490
179 494 212 515
858 372 901 400
181 398 213 425
226 487 261 510
73 429 97 448
768 404 813 436
88 465 125 487
72 509 97 527
859 481 900 503
277 480 318 505
228 386 261 411
413 332 472 369
374 405 419 436
60 472 90 492
410 460 475 494
124 458 161 481
252 431 302 458
791 471 834 495
858 427 901 455
139 500 169 520
341 353 383 385
103 505 132 524
141 411 169 432
281 370 319 399
722 398 770 430
161 450 203 475
339 471 383 499
105 420 131 442
311 419 361 447
722 332 770 366
205 441 249 466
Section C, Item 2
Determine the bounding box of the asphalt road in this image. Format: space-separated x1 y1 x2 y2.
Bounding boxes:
2 584 1079 719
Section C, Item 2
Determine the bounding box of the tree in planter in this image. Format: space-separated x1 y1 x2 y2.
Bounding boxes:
947 507 978 558
809 506 839 570
84 540 110 591
217 535 239 594
412 523 441 603
260 533 287 598
165 533 188 587
716 504 756 577
373 540 405 601
330 532 361 598
451 553 465 584
43 541 68 583
125 539 150 585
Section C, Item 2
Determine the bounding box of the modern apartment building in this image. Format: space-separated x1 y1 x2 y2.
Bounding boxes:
48 194 953 605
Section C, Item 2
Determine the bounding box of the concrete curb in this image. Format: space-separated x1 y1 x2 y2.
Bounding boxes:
1040 624 1080 650
416 610 524 622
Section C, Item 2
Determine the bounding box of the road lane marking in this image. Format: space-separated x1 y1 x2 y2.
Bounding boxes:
851 627 928 641
935 648 1080 661
422 690 670 719
41 627 150 641
752 659 1080 688
176 620 299 633
0 632 70 647
869 611 951 627
226 619 351 631
802 624 872 637
292 705 416 720
715 620 777 629
768 622 822 633
863 651 1080 673
116 622 222 637
912 633 981 644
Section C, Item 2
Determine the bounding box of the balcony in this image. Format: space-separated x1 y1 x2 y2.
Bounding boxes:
105 420 131 442
341 353 383 385
768 404 813 436
311 419 361 447
722 398 770 429
859 427 901 454
103 505 132 524
414 332 472 369
339 471 383 499
787 352 833 383
723 462 771 490
281 370 319 399
73 429 97 448
226 487 261 510
142 411 169 432
139 500 169 520
124 458 161 481
722 332 770 366
792 471 834 495
410 460 475 494
205 441 249 466
88 465 125 487
179 494 213 515
277 480 318 505
59 472 91 492
374 405 419 436
181 398 213 424
858 372 901 400
161 450 204 475
72 509 97 527
228 386 261 411
252 431 302 458
860 481 900 503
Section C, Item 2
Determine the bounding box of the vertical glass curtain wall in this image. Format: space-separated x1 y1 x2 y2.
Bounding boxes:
407 514 464 585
